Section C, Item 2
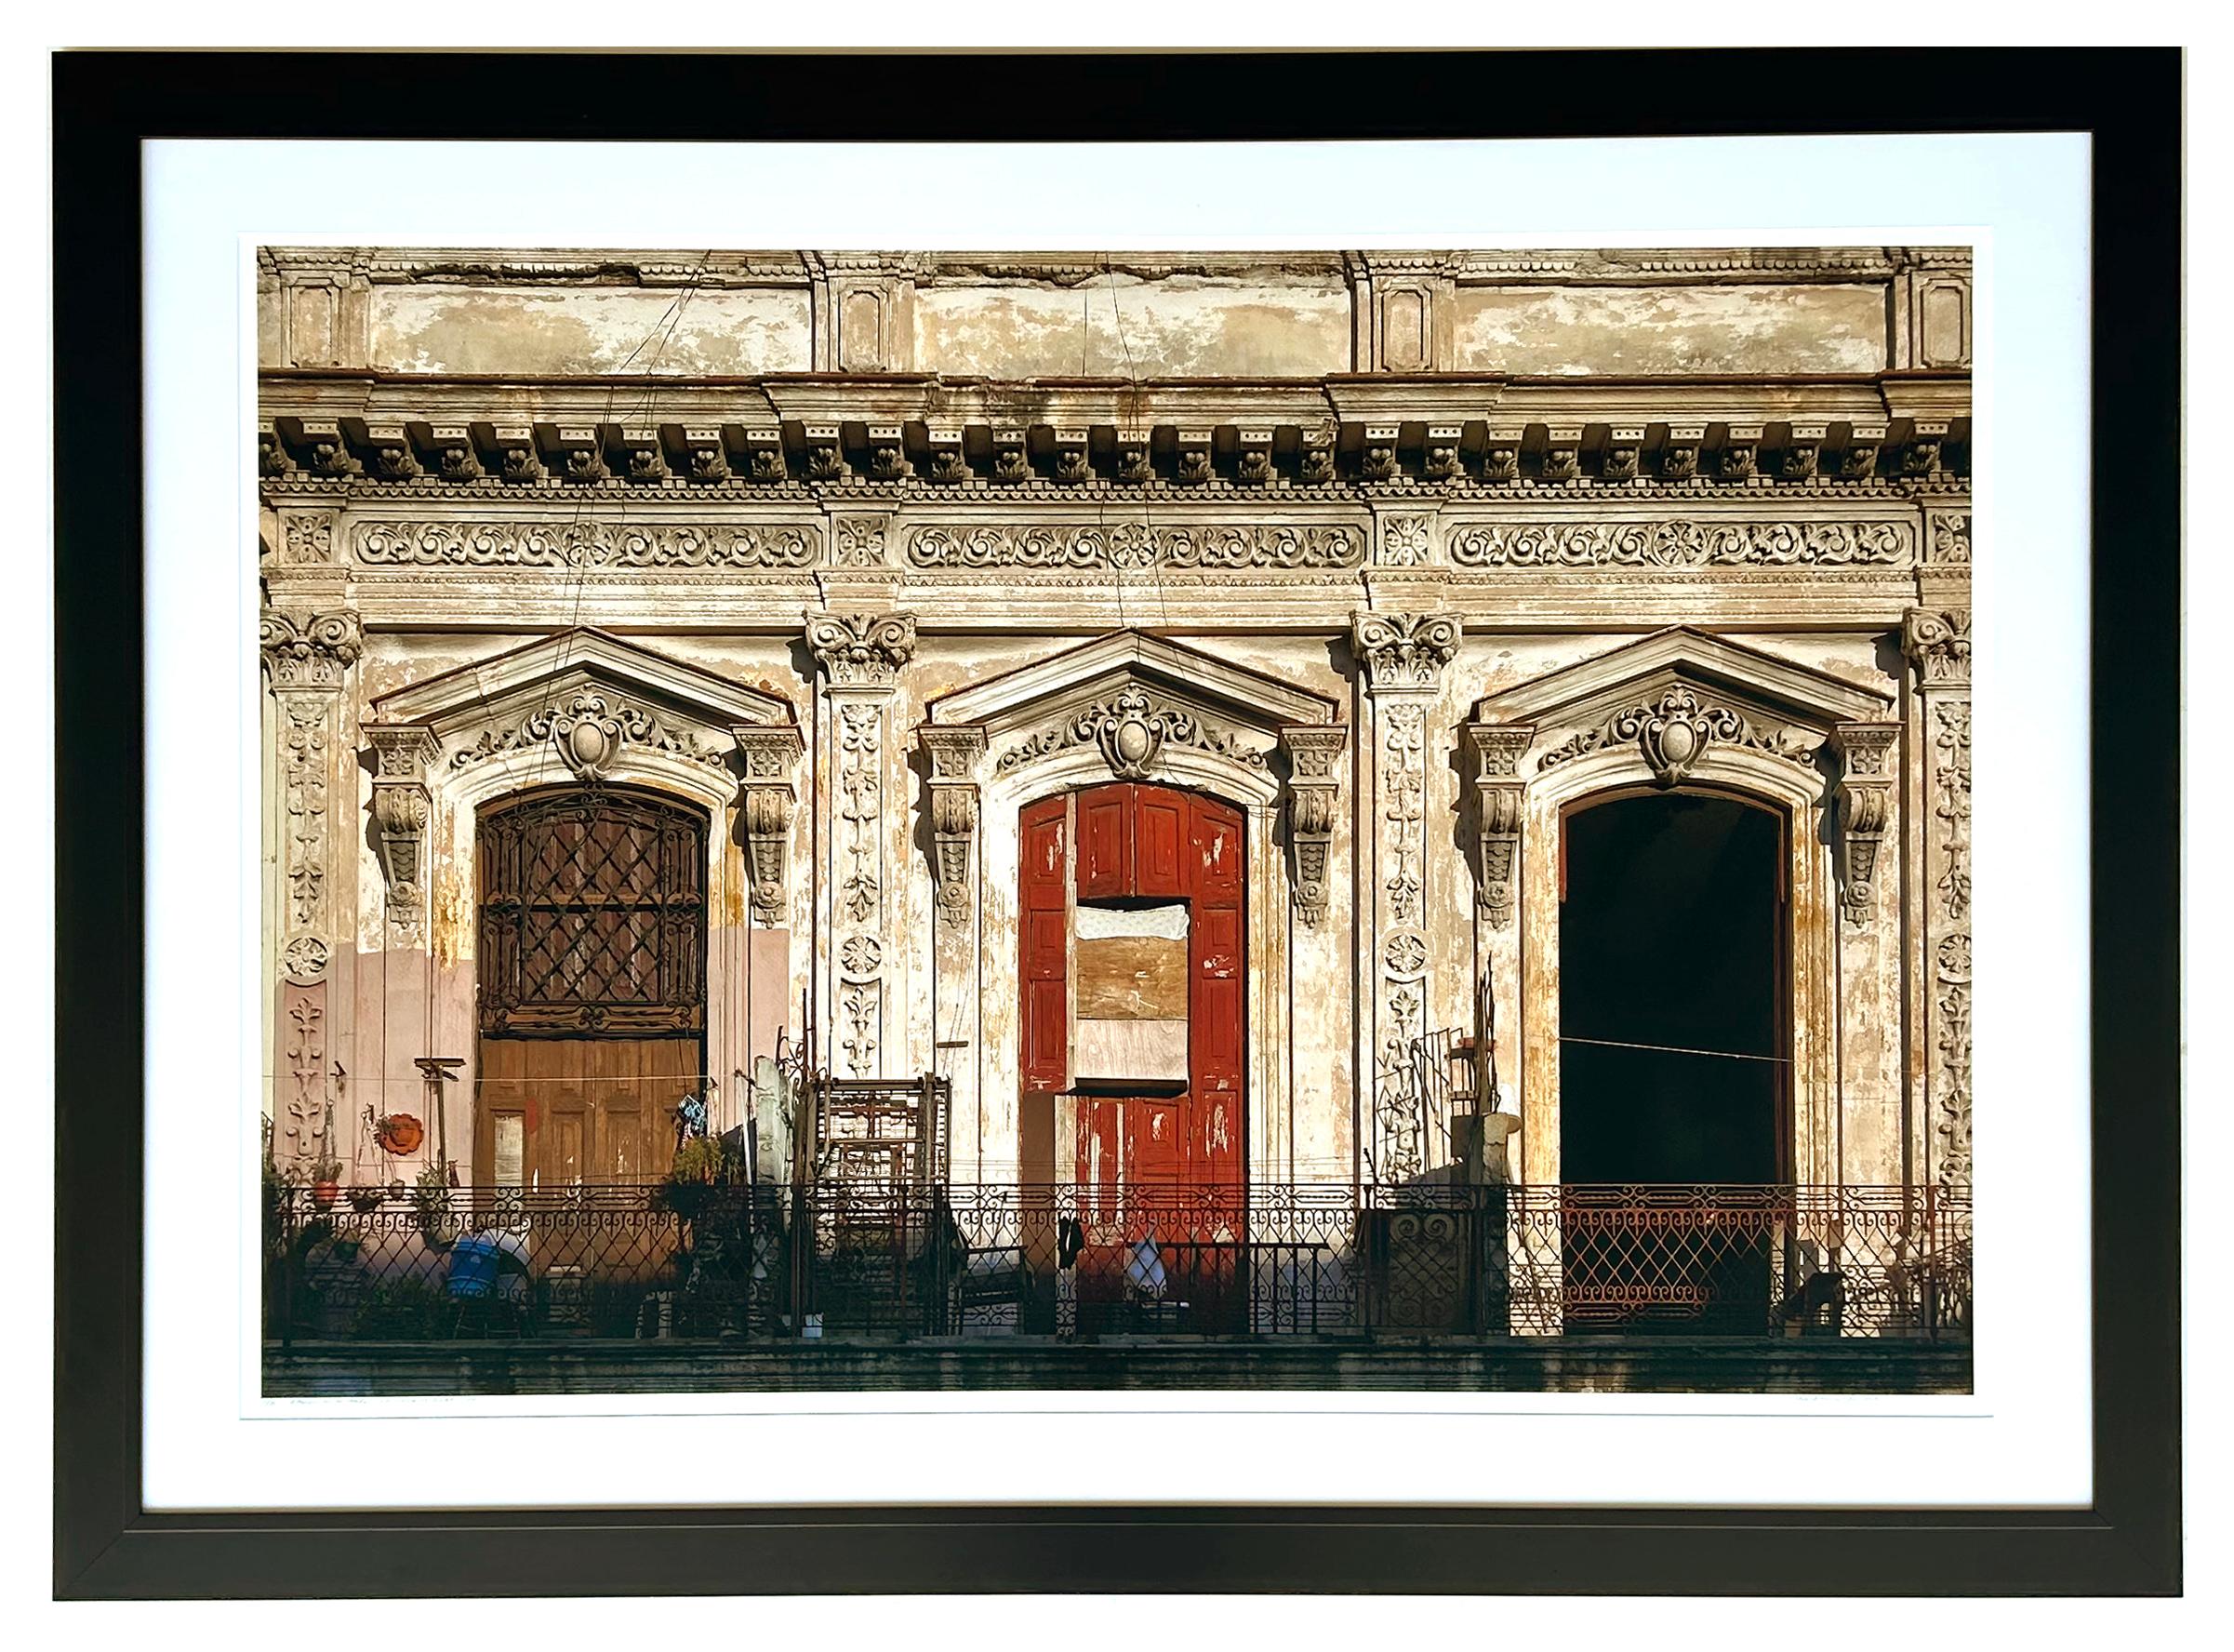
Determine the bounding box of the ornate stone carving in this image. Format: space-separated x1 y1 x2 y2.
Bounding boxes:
1482 431 1523 484
499 440 544 484
1930 700 1972 925
366 725 441 943
1601 429 1643 482
835 703 884 928
448 691 726 779
995 686 1270 779
1351 611 1460 693
806 610 918 688
919 726 989 929
832 516 889 568
1379 515 1433 567
279 987 329 1165
1464 723 1536 928
1538 686 1816 785
259 427 293 477
1379 702 1427 926
1926 509 1972 566
906 522 1363 571
1935 927 1974 1187
260 609 363 689
279 512 336 565
1904 607 1972 686
353 520 818 569
734 726 806 927
1447 518 1912 568
1360 428 1399 483
1834 722 1901 926
1279 724 1348 927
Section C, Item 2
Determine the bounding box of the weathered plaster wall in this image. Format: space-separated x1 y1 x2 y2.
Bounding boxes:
913 278 1351 378
1454 285 1888 376
370 286 813 376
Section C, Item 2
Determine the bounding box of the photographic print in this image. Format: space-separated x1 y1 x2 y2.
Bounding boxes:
255 240 1974 1399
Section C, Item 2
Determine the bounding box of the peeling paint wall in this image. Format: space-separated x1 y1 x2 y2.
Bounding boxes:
1455 286 1887 376
370 286 813 376
914 279 1351 379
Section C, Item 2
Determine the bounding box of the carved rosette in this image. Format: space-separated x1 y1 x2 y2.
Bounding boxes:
1351 611 1456 1184
1278 725 1349 927
733 726 806 927
1463 724 1536 929
832 515 890 568
1833 723 1901 926
1906 607 1973 1190
919 726 989 928
366 725 441 945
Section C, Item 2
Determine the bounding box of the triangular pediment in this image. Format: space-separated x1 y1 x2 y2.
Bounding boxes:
370 628 796 737
1472 626 1889 730
928 630 1338 737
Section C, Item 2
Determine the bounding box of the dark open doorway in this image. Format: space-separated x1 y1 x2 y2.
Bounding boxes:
1558 790 1786 1330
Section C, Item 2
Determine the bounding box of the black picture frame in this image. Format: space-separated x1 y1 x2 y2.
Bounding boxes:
54 47 2182 1598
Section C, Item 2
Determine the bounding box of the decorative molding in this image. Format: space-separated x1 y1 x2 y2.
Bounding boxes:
447 690 728 779
279 987 329 1166
352 519 819 569
1903 607 1972 686
1463 723 1536 928
259 608 363 689
832 515 890 568
1278 724 1348 927
1833 722 1901 926
1447 518 1913 568
1537 685 1817 785
829 690 891 1076
906 522 1363 571
920 726 989 929
1925 508 1972 566
278 511 336 565
1379 700 1427 928
1930 700 1972 927
1378 514 1434 566
734 726 806 927
1351 610 1459 695
994 686 1270 780
806 610 918 689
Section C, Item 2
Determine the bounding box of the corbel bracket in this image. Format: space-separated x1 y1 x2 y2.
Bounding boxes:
1464 723 1536 928
1279 724 1350 927
733 726 807 926
366 726 442 935
919 726 989 927
1834 722 1901 926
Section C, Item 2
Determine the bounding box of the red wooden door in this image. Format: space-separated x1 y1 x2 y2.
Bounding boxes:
1019 783 1246 1330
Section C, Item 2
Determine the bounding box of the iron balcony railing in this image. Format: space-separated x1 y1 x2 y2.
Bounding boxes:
265 1180 1971 1346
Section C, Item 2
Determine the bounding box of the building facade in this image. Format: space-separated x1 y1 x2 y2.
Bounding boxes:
258 246 1973 1355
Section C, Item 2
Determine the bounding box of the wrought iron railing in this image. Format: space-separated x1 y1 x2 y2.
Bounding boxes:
265 1180 1970 1345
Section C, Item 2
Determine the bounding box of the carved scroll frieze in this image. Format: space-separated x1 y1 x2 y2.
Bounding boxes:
366 725 441 945
919 726 989 929
906 522 1363 571
352 519 819 569
805 609 918 689
1278 725 1348 927
994 686 1270 780
449 691 728 779
1463 724 1536 929
1537 686 1817 786
1833 722 1901 926
733 726 806 927
1446 518 1913 568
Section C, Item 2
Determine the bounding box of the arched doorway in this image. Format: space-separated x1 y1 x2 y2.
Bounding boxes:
1558 790 1787 1329
474 784 708 1187
1019 781 1245 1330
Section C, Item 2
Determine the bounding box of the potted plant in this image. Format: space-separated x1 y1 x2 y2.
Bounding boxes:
346 1183 384 1214
659 1137 727 1223
411 1161 457 1251
309 1153 343 1212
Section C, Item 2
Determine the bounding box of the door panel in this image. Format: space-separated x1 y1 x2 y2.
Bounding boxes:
1135 791 1186 897
1077 787 1131 899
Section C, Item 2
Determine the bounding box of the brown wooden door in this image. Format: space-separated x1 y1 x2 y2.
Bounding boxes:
475 785 708 1189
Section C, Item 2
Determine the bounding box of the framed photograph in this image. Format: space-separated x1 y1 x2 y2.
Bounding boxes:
55 47 2180 1597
